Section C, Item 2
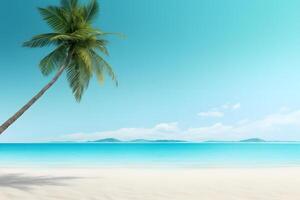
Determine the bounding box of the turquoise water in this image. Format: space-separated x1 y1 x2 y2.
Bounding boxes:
0 143 300 168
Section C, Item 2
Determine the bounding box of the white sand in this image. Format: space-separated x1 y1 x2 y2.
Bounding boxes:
0 167 299 200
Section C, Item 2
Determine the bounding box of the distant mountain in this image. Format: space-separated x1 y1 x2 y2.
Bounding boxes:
89 138 187 143
130 139 151 143
151 140 186 143
54 137 298 143
90 138 122 143
239 138 266 142
204 138 266 143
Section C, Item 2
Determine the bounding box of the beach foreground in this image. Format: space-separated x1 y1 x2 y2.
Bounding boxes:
0 167 299 200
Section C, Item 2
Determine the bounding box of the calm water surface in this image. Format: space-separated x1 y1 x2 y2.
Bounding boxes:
0 143 300 168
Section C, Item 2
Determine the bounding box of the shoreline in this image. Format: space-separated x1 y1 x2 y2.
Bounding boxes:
1 164 300 169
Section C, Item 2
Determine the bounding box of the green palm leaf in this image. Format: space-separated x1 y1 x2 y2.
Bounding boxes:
83 0 99 22
90 50 118 86
23 33 78 48
75 47 93 74
60 0 79 11
23 33 59 47
66 56 91 101
39 45 67 76
66 65 82 101
94 40 109 55
38 6 68 32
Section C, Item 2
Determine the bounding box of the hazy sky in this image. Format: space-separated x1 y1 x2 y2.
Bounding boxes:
1 0 300 142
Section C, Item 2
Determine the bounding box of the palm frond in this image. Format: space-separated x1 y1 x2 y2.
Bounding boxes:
50 34 77 41
66 55 92 101
90 50 117 86
92 39 109 55
23 33 61 47
75 48 93 73
70 28 95 39
23 33 81 48
83 0 99 22
95 32 126 39
94 65 105 84
38 6 68 32
39 45 67 76
60 0 79 11
66 65 82 101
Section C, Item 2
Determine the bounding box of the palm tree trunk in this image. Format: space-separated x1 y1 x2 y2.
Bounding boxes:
0 64 67 135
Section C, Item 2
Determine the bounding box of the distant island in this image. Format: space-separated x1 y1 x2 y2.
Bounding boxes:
205 138 267 143
89 138 187 143
91 138 122 143
47 138 300 143
239 138 266 142
87 138 269 143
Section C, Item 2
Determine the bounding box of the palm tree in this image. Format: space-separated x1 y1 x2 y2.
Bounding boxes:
0 0 117 135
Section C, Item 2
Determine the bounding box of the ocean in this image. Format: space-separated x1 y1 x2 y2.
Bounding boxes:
0 143 300 168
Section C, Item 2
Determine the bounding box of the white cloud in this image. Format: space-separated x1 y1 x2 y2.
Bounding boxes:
238 109 300 132
192 109 300 141
198 103 241 118
232 103 241 110
187 123 232 134
62 122 181 142
185 123 234 141
197 111 224 118
221 109 300 140
222 103 241 110
154 122 179 132
59 108 300 142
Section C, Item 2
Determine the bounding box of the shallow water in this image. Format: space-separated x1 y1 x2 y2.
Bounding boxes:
0 143 300 168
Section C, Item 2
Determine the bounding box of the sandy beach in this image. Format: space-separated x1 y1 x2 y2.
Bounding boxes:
0 167 299 200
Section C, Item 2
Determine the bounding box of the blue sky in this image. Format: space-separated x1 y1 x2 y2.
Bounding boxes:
1 0 300 142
